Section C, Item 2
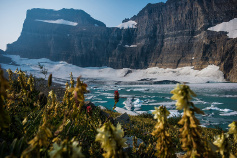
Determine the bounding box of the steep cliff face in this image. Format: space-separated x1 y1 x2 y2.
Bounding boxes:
128 0 237 81
0 49 12 64
6 0 237 82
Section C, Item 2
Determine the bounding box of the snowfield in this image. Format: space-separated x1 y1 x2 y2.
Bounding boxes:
208 18 237 38
1 55 226 85
35 19 78 26
117 20 137 29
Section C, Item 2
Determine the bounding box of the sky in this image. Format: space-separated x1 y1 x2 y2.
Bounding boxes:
0 0 167 51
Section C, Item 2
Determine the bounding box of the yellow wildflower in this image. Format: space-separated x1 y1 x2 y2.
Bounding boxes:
213 133 229 157
96 122 127 158
49 143 63 158
151 106 175 157
170 84 196 110
72 141 85 158
28 125 53 147
228 121 237 143
152 106 170 123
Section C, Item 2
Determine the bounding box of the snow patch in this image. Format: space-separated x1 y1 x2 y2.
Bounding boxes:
125 45 137 48
220 111 237 116
117 20 137 29
150 110 181 118
208 18 237 38
35 19 78 26
1 55 226 84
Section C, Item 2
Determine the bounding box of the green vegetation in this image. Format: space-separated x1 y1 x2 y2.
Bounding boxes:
0 66 237 158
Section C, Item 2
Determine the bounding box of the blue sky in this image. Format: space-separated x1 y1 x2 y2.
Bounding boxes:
0 0 167 51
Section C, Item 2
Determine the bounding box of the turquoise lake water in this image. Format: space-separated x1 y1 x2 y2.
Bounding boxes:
85 83 237 129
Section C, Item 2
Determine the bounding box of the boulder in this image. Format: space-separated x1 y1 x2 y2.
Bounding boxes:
115 112 130 125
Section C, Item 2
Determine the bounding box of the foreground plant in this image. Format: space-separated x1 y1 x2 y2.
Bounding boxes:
171 84 215 157
96 122 127 158
151 106 175 158
213 132 235 158
49 138 85 158
21 114 52 158
229 121 237 143
212 121 237 158
0 66 10 130
69 77 88 114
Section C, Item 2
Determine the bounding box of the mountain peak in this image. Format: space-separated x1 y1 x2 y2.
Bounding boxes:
26 8 106 27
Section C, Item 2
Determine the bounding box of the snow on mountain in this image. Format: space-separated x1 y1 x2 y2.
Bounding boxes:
1 55 226 84
208 18 237 38
124 45 137 48
35 19 78 26
117 20 137 29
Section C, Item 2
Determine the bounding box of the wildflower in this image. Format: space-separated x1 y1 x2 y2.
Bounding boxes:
22 117 28 125
49 143 63 158
87 106 92 116
152 106 170 123
27 75 34 92
7 69 13 82
70 72 74 88
22 113 52 158
49 140 85 158
114 90 119 103
48 90 57 108
69 77 88 113
65 81 69 89
28 125 53 147
170 84 213 157
96 122 127 158
151 106 175 157
213 133 232 157
72 141 85 158
171 84 196 110
228 121 237 143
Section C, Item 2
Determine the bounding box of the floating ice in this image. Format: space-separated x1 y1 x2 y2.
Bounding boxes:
203 104 233 113
208 18 237 38
149 109 181 118
168 110 181 118
93 101 108 103
203 105 220 111
219 109 233 113
35 19 78 26
220 111 237 116
123 98 142 111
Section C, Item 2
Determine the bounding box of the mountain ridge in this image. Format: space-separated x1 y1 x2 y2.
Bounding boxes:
5 0 237 82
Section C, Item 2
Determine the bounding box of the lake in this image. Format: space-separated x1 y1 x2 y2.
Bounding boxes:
86 83 237 129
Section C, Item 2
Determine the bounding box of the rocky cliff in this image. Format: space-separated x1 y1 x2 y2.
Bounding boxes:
6 0 237 82
0 49 12 64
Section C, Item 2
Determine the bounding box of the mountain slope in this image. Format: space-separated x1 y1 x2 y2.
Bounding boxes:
5 0 237 82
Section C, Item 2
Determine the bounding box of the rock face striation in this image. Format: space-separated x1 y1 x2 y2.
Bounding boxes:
6 0 237 82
